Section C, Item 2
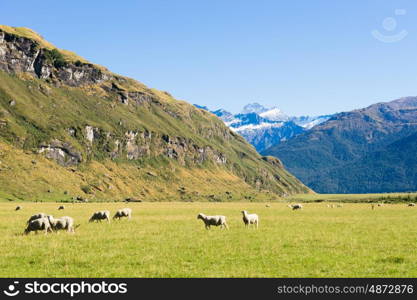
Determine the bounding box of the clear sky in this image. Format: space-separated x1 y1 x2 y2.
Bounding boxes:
2 0 417 116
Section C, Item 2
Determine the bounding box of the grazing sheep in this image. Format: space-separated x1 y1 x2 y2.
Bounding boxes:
89 210 110 223
24 217 52 235
15 206 21 211
241 210 259 228
288 204 303 210
26 213 48 224
58 205 65 210
408 203 416 207
377 203 384 207
265 204 271 208
197 213 229 229
47 216 77 233
125 197 142 203
113 208 132 220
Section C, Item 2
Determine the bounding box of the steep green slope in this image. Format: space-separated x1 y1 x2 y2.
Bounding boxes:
263 97 417 193
313 132 417 193
0 26 310 201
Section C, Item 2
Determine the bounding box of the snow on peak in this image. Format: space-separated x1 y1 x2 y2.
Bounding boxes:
232 122 284 132
259 107 289 121
291 115 332 129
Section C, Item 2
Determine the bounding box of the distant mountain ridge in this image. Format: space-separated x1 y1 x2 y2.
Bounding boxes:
195 102 331 152
263 97 417 193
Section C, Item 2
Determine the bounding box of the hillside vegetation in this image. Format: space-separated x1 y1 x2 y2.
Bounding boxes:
0 26 310 202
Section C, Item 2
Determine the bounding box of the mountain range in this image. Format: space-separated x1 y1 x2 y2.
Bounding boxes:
194 103 331 152
0 25 310 201
263 97 417 193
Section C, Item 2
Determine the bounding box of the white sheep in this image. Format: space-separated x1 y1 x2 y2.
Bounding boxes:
288 204 303 210
241 210 259 228
408 203 416 207
47 216 77 233
24 217 52 235
89 210 110 222
113 208 132 220
197 213 229 229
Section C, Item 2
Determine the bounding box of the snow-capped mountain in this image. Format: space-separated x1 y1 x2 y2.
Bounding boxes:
232 120 305 152
194 103 332 152
259 107 290 121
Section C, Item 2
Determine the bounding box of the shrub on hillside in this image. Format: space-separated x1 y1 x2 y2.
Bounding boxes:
44 48 67 68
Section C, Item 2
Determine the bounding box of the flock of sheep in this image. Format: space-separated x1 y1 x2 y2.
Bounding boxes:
23 208 132 235
17 201 416 234
20 205 260 234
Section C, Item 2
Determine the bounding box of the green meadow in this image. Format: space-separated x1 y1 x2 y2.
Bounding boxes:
0 201 416 277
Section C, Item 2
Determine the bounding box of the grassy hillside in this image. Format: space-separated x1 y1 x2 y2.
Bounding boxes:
309 132 417 193
1 202 416 277
0 140 280 202
0 26 310 201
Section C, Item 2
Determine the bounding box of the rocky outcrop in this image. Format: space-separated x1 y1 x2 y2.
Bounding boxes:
39 127 228 168
54 64 110 86
38 139 82 166
0 30 39 74
0 29 109 86
85 126 95 143
90 128 228 166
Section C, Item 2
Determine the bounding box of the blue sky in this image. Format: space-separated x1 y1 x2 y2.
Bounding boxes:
2 0 417 116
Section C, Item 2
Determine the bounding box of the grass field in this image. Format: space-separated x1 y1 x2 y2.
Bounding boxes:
0 201 416 277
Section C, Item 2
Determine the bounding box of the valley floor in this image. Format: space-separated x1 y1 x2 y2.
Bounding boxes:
0 201 416 277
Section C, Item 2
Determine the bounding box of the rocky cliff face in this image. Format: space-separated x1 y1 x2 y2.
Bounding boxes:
0 29 110 86
0 26 310 201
